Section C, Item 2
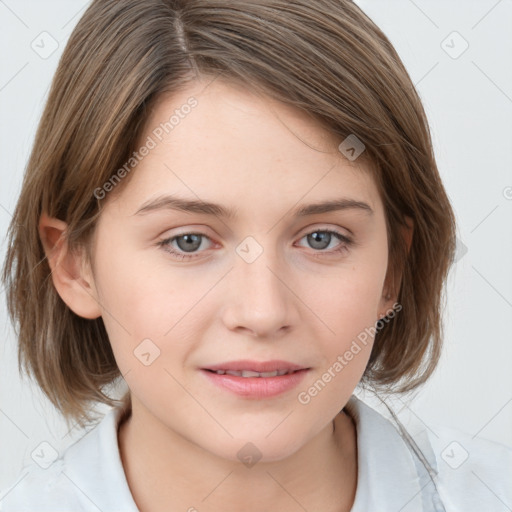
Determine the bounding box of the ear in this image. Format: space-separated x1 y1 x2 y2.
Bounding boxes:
38 212 102 319
378 216 413 319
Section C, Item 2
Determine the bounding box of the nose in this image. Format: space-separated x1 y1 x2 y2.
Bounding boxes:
220 245 299 338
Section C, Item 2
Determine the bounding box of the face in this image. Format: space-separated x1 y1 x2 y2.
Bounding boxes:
87 78 392 462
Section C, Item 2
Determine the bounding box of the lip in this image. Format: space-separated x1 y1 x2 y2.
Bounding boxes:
200 360 310 399
203 359 306 373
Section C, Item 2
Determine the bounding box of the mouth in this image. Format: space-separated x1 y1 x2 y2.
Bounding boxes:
204 368 301 378
200 360 310 398
202 359 308 376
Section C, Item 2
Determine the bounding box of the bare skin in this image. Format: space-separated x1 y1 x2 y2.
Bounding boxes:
39 77 412 512
118 403 358 512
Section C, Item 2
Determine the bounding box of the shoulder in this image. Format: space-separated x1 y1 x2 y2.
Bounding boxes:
346 395 512 512
421 423 512 511
0 407 138 512
0 459 83 512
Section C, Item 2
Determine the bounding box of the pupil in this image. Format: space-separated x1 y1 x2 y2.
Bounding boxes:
178 234 201 252
309 231 330 250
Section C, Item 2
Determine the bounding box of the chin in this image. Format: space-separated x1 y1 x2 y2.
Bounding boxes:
202 429 308 466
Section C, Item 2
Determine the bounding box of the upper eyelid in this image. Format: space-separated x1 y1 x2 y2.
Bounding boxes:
163 226 351 250
165 223 351 239
160 227 353 263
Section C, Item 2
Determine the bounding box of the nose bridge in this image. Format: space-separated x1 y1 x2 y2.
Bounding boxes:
239 248 282 299
222 236 295 336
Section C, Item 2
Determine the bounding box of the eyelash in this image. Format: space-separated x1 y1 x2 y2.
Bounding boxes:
156 228 354 261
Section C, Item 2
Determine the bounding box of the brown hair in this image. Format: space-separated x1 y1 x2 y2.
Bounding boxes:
2 0 457 425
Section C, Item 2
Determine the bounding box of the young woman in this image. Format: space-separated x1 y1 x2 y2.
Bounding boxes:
1 1 510 511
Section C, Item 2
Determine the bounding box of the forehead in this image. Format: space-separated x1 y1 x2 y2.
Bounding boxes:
105 78 382 219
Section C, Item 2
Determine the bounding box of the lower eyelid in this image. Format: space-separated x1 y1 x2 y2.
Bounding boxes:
159 229 352 258
298 229 352 245
164 233 214 252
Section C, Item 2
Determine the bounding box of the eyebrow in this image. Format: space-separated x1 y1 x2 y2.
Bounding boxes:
133 195 374 218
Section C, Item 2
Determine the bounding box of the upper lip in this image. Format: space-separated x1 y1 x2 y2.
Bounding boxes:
203 360 307 373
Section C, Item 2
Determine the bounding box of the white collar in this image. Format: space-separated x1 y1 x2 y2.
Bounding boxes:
62 406 139 512
344 395 444 511
61 395 444 512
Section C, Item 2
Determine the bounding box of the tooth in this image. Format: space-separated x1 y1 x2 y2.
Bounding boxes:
219 369 293 378
241 370 261 378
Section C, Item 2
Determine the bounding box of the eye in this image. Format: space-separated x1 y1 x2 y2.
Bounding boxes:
296 228 353 256
157 232 214 261
157 228 354 261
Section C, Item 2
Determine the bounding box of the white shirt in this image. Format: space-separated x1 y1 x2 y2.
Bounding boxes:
1 395 510 511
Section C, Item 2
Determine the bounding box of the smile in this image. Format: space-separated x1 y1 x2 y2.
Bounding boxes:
201 368 310 398
206 369 297 377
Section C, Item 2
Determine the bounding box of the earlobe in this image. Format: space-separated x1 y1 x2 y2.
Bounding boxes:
377 292 393 320
377 216 414 320
403 216 414 254
38 212 102 319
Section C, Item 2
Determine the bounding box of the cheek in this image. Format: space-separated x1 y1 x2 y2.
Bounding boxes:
299 258 387 399
305 263 386 339
92 245 213 371
94 242 185 328
298 275 381 414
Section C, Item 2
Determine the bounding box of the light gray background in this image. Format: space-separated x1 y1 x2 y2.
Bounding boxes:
1 0 511 491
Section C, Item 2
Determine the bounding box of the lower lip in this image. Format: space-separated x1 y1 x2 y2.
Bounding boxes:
201 369 310 398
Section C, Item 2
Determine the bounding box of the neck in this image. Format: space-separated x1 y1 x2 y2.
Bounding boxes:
118 398 358 512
